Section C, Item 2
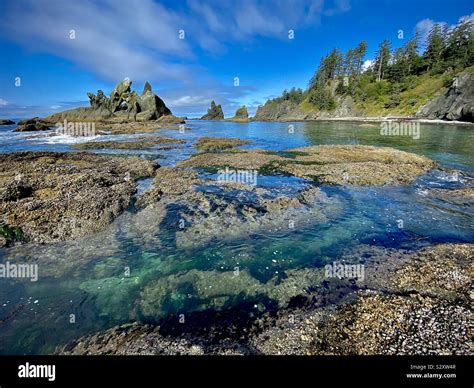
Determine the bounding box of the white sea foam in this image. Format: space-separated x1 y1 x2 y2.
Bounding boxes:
33 134 101 145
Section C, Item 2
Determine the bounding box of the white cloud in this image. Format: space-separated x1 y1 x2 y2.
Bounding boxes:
0 99 8 106
362 59 373 71
0 0 351 116
1 0 351 83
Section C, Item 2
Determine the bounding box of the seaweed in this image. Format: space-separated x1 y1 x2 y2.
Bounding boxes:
0 223 25 246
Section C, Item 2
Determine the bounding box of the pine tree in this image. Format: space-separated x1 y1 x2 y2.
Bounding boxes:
354 41 368 76
424 23 445 72
444 18 473 69
375 40 391 81
404 31 423 75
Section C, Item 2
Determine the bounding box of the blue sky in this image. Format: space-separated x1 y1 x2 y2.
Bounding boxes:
0 0 472 118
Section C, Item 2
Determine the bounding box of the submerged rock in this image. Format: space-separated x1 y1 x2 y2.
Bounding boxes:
134 163 343 249
0 152 157 244
201 100 224 120
59 243 473 355
427 187 474 204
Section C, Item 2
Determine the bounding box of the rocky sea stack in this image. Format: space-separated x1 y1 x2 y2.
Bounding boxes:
228 105 249 122
0 119 15 125
15 118 51 132
43 79 173 123
201 100 224 120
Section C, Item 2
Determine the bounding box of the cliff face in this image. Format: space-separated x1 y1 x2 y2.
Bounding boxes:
253 96 360 121
416 69 474 122
254 68 473 122
254 101 308 121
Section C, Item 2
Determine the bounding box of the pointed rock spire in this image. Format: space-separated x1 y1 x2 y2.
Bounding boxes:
142 81 152 96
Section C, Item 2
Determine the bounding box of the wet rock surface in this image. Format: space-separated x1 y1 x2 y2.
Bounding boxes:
180 145 436 185
59 243 473 355
72 136 185 150
194 137 250 152
0 152 157 244
15 118 51 132
134 164 342 249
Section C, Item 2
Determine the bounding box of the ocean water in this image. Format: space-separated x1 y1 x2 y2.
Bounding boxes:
0 120 472 354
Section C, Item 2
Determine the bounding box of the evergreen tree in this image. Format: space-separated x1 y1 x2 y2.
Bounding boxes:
375 40 391 81
404 31 423 75
444 18 474 69
354 41 368 76
424 23 445 72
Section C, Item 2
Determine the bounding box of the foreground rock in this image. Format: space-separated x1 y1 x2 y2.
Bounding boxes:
0 119 14 125
0 152 157 244
194 137 250 152
417 68 474 122
72 136 185 150
59 243 472 355
180 145 436 185
201 101 224 120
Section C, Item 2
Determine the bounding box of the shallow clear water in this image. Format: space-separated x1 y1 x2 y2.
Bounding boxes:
0 120 473 354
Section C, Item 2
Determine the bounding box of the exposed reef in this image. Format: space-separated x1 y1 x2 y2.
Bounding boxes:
194 137 250 152
179 145 436 185
72 136 185 150
0 152 157 244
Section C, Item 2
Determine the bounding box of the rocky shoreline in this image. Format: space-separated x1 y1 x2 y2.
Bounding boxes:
0 79 472 356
